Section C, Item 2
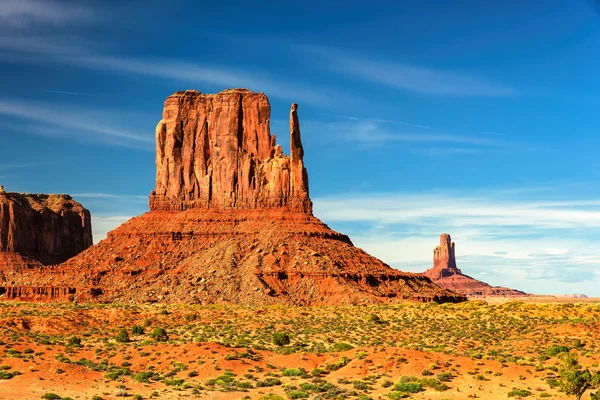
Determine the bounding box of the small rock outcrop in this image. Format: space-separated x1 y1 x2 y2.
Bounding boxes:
424 234 527 297
0 190 92 265
0 89 465 305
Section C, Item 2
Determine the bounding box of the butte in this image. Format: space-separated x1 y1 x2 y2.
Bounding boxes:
0 89 466 305
423 233 527 298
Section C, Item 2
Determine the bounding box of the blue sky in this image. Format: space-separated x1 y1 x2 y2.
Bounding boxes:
1 0 600 296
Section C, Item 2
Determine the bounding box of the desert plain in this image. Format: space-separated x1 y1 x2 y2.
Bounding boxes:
0 299 598 400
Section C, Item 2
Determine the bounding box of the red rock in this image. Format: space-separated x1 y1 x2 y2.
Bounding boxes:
0 89 465 305
150 89 311 213
423 234 527 297
0 191 92 265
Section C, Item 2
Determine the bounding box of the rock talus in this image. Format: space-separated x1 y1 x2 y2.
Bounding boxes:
0 89 465 305
424 234 527 297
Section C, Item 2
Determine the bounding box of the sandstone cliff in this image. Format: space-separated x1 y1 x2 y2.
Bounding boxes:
0 189 92 265
150 89 311 212
0 89 465 304
424 234 527 297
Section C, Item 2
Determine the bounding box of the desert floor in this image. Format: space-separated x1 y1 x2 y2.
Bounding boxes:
0 299 598 400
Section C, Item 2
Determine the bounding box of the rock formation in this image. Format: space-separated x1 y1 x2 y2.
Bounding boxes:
0 190 92 301
0 89 465 304
423 234 527 297
0 190 92 265
149 89 311 213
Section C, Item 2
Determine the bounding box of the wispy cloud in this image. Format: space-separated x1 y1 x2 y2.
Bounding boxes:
0 0 92 28
0 99 153 150
0 161 51 171
91 215 136 243
312 188 600 296
0 37 351 108
303 46 515 97
304 118 500 148
318 113 431 129
36 90 93 97
72 193 147 202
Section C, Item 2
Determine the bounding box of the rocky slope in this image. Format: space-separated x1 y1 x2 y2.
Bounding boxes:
0 89 465 304
423 234 527 297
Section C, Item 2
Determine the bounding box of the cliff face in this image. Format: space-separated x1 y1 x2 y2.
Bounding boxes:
432 233 459 277
0 89 465 305
0 190 92 265
150 89 311 213
424 234 527 297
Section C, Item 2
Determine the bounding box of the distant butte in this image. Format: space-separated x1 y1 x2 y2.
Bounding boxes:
423 234 528 297
0 89 465 304
0 188 92 300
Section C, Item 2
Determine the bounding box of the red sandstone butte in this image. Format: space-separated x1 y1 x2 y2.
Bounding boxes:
423 234 527 297
0 187 92 300
0 187 92 265
0 89 465 304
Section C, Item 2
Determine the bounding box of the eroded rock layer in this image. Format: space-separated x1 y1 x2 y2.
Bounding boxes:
150 89 311 213
423 234 527 297
0 89 465 304
0 189 92 265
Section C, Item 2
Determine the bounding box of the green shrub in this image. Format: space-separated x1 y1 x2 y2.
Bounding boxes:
150 327 169 342
508 388 531 397
132 325 145 335
547 346 570 357
272 331 291 347
282 368 308 378
115 329 130 343
286 391 308 399
332 343 354 352
392 382 423 393
66 336 81 347
41 394 62 400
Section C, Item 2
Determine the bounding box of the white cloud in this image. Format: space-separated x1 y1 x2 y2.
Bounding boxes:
303 118 499 148
0 37 352 108
0 0 91 28
0 99 154 150
91 215 135 243
303 46 515 97
313 189 600 296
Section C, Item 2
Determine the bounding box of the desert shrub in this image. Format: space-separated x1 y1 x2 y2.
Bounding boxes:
286 391 308 399
256 378 282 387
132 371 157 383
150 327 169 342
387 392 409 400
41 394 62 400
66 336 81 347
419 378 449 391
558 354 600 400
353 380 369 390
259 396 285 400
115 329 130 343
508 388 531 397
282 368 308 378
370 314 383 323
437 372 453 382
548 346 570 357
272 331 291 347
332 342 354 352
392 382 423 393
132 325 145 335
0 370 19 379
421 369 433 376
325 356 350 371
